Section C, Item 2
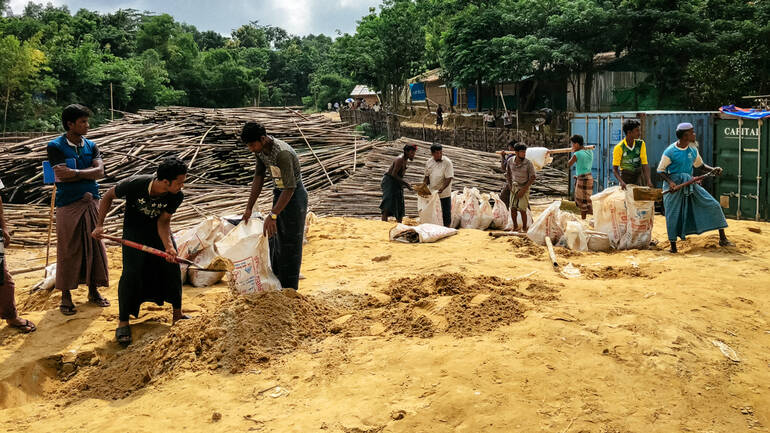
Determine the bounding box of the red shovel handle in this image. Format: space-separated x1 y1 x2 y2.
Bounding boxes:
101 234 195 266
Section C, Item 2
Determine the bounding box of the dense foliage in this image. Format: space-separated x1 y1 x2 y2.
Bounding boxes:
1 0 768 130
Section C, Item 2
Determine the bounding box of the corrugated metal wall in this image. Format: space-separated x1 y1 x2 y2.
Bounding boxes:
567 71 650 112
569 111 718 195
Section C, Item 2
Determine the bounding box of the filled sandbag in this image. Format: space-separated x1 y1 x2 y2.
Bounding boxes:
460 188 482 229
490 192 509 229
477 193 494 230
418 191 444 226
188 245 226 287
526 147 554 171
390 223 458 243
450 190 463 228
217 218 282 294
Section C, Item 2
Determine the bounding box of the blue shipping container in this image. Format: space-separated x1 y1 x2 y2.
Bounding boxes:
568 111 717 195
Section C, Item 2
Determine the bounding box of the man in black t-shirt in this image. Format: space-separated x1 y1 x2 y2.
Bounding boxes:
92 157 188 347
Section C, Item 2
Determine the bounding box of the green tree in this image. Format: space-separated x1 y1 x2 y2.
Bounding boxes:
0 34 47 133
136 14 177 59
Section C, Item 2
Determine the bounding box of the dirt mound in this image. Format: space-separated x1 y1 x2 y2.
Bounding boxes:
582 265 651 279
375 273 553 337
59 291 337 400
665 234 754 254
385 273 468 302
507 237 544 258
18 289 59 312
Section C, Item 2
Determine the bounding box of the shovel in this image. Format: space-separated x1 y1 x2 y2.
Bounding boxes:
632 170 718 201
100 234 225 272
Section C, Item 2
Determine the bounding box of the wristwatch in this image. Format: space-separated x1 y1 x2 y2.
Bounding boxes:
268 212 278 220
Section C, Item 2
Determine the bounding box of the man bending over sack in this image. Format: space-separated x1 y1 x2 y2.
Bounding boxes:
241 122 307 291
92 157 189 346
657 122 732 253
380 144 416 223
506 143 536 232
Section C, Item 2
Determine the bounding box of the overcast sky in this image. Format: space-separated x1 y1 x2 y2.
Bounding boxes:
6 0 383 36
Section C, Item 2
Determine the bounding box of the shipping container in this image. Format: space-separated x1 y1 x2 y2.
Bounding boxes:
568 111 718 195
713 116 769 221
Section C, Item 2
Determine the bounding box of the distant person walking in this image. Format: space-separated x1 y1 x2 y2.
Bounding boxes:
436 104 444 128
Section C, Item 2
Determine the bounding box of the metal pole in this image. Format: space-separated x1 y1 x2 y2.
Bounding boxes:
737 118 743 220
597 116 602 188
756 119 762 221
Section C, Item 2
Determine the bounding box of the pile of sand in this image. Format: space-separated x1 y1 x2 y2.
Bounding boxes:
60 291 337 400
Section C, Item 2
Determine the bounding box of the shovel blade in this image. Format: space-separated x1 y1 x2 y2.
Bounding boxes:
633 187 662 201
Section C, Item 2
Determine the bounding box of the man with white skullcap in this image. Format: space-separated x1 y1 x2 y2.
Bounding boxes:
657 122 732 253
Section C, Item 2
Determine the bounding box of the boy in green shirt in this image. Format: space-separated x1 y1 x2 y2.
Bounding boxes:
612 119 653 189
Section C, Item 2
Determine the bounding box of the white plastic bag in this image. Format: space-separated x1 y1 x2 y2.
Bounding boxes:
32 263 57 291
188 245 226 287
303 211 317 245
490 193 510 229
591 186 627 249
591 186 653 250
176 216 223 259
477 193 494 230
418 191 444 226
389 223 458 243
450 190 463 229
565 221 588 251
223 234 283 294
217 218 283 294
526 147 554 171
526 201 565 244
618 186 654 250
460 188 482 229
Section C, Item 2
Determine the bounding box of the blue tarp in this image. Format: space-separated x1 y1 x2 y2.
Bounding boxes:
719 105 770 120
467 88 476 110
410 83 426 102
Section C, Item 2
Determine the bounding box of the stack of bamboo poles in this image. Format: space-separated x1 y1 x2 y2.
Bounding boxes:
308 137 568 218
0 106 378 246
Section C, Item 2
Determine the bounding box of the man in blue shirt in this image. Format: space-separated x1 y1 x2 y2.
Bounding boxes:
657 122 731 253
46 104 110 315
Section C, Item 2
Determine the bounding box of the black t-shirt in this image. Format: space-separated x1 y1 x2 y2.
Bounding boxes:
115 175 183 230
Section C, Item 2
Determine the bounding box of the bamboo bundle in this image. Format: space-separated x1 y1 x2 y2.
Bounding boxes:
0 106 381 245
0 106 374 205
308 138 568 218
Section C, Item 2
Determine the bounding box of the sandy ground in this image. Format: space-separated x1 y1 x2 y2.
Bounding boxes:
1 214 769 433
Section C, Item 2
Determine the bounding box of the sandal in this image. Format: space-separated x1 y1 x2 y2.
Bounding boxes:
719 239 735 247
59 304 77 316
115 326 132 347
88 295 111 307
173 314 191 324
9 319 37 333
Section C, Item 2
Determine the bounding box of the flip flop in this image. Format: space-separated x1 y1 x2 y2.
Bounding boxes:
719 239 735 247
59 305 77 316
88 296 111 307
9 319 36 333
115 325 132 347
173 314 191 324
